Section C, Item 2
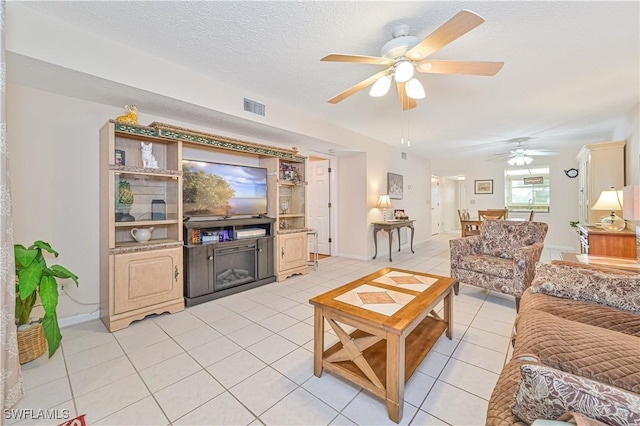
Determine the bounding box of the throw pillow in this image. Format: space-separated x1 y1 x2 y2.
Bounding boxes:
530 263 640 314
512 364 640 426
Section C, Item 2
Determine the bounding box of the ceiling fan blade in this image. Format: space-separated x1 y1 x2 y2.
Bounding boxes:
321 54 394 66
486 153 512 162
416 60 504 76
405 10 485 61
396 81 417 111
525 150 559 156
328 70 391 104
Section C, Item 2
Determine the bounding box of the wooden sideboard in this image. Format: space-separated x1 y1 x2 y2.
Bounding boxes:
577 225 636 259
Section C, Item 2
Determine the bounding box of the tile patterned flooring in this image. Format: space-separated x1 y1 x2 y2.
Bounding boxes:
15 233 562 425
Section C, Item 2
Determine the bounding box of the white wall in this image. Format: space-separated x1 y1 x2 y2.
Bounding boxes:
336 153 368 259
364 146 432 257
614 102 640 185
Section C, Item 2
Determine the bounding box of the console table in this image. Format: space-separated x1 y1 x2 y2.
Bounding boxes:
372 220 415 262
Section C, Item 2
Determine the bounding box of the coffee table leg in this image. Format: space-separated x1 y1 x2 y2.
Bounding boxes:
444 289 453 339
386 333 405 423
314 307 324 376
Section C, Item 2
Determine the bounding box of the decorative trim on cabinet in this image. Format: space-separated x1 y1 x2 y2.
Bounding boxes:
112 120 306 162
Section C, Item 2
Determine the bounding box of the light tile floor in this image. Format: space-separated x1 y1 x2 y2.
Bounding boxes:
15 233 562 426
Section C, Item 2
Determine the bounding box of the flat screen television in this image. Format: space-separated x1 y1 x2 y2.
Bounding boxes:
182 160 268 217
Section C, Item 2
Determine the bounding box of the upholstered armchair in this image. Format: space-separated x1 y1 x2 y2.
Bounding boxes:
450 220 548 309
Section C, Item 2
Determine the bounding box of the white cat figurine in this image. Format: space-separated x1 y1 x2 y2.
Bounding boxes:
140 142 158 168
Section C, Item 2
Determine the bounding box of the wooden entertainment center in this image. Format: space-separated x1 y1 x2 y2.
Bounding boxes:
100 120 309 330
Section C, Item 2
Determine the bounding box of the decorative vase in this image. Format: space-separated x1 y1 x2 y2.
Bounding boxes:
115 203 135 222
280 199 289 214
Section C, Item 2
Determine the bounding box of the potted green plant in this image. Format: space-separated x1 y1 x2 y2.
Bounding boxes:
15 240 78 361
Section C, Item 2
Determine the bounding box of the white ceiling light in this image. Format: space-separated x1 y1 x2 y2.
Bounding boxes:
369 75 392 97
405 78 425 99
394 60 414 83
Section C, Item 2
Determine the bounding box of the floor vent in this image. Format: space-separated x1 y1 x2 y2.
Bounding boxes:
244 98 266 116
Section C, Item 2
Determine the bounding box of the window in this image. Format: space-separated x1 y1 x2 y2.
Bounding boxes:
504 167 550 212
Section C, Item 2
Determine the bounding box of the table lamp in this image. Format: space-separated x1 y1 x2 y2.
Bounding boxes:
378 194 392 222
623 185 640 261
591 188 624 231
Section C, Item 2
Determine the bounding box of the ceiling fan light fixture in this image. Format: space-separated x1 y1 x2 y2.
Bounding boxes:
394 60 414 82
405 78 425 99
508 155 533 166
369 75 392 97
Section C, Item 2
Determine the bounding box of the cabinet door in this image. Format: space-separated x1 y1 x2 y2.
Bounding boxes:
113 247 183 314
184 245 214 298
257 237 274 280
278 233 308 272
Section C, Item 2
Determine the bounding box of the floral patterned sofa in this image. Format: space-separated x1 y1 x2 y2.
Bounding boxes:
449 220 549 309
486 262 640 425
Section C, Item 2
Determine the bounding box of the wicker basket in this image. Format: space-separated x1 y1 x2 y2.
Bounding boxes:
17 322 46 364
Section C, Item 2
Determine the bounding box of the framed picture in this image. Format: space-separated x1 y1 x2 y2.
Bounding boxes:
474 179 493 194
388 173 403 199
114 149 125 166
394 209 408 219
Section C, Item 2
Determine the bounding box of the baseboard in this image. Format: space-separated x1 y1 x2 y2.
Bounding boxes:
59 310 100 328
545 245 575 252
335 253 370 261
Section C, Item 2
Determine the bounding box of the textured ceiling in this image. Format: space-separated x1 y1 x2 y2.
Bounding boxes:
13 1 640 162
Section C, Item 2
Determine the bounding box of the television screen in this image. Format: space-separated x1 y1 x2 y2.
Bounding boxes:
182 160 268 217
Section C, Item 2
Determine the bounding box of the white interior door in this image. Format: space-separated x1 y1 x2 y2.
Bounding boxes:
431 175 441 235
308 159 331 255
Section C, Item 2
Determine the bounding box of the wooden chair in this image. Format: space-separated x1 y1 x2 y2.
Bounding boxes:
458 209 480 237
478 209 508 221
528 210 535 221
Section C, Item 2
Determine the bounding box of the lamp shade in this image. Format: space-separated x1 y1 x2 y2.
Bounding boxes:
591 189 623 211
592 188 624 231
623 185 640 220
395 60 414 83
377 194 392 208
405 78 425 99
369 75 392 97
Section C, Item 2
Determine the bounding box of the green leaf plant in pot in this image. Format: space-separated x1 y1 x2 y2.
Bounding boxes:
15 241 79 358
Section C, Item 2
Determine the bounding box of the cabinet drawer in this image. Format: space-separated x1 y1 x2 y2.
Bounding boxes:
113 247 183 314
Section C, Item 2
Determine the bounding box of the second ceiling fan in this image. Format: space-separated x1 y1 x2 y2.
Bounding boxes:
322 10 504 110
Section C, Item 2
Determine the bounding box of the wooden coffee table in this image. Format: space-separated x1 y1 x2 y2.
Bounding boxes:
309 267 456 423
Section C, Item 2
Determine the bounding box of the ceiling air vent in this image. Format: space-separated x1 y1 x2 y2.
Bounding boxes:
401 152 407 160
244 98 265 116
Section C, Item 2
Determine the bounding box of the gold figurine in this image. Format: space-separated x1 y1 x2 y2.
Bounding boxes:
116 105 139 125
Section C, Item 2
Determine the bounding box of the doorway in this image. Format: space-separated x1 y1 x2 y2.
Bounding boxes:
308 156 333 256
431 175 441 235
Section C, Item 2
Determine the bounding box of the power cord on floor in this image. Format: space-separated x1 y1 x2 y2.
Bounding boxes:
61 285 99 306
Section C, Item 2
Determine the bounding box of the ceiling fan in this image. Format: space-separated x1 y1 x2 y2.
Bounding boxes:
321 10 504 111
493 141 559 166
